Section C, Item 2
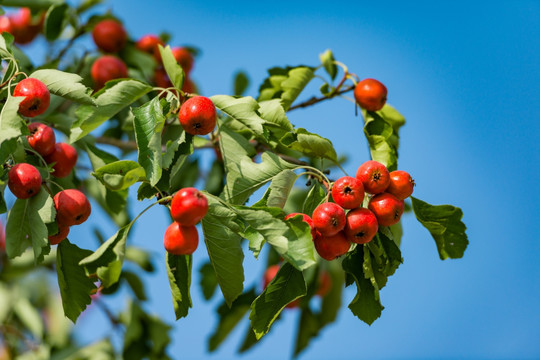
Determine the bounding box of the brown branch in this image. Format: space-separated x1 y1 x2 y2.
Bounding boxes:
287 84 355 111
95 136 216 152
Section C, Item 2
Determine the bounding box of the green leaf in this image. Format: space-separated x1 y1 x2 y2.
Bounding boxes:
342 246 384 325
166 253 192 320
70 79 152 142
0 96 27 144
199 261 218 301
266 169 298 209
204 159 225 196
211 95 267 138
55 339 115 360
249 262 306 339
201 195 245 306
319 49 337 81
258 99 293 131
14 297 44 338
56 240 98 323
30 69 94 105
43 4 69 41
121 44 156 81
5 190 54 262
258 66 315 110
158 45 185 91
125 246 154 272
133 97 165 186
0 32 14 59
233 71 250 96
281 128 338 162
208 288 257 352
302 182 327 216
93 160 146 191
123 271 147 301
411 196 468 260
2 0 64 9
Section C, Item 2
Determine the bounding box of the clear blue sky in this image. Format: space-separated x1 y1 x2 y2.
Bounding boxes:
13 0 540 358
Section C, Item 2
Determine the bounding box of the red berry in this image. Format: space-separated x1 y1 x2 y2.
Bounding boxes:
344 207 378 244
54 189 91 226
331 176 365 209
48 225 69 245
163 223 198 255
154 67 173 88
284 213 317 239
171 47 194 75
387 170 415 200
8 8 43 45
13 78 50 117
313 231 350 261
44 143 78 178
0 15 12 35
170 187 208 226
354 78 388 112
312 202 346 236
92 19 127 53
8 163 42 199
355 160 390 194
178 96 217 135
368 193 404 227
27 122 56 156
136 34 163 58
91 55 128 90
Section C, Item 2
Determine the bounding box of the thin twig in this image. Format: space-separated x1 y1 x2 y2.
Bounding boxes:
287 85 355 111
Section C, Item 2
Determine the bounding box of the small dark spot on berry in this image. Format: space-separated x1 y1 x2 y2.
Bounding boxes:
194 123 201 129
27 189 34 195
344 186 352 194
356 231 365 238
75 215 82 221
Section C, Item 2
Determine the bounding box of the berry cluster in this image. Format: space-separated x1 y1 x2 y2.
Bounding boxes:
285 160 414 261
163 188 209 255
0 8 44 45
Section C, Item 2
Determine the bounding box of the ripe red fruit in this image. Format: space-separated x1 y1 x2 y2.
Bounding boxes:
92 19 127 53
312 202 346 236
27 122 56 156
344 207 378 244
163 223 198 255
331 176 365 209
54 189 91 226
91 55 129 90
154 67 173 88
170 187 208 226
368 193 404 227
171 47 194 75
356 160 390 194
387 170 415 200
44 143 78 178
136 34 163 58
284 213 317 239
313 231 350 261
0 15 11 34
354 78 388 112
8 8 43 45
8 163 42 199
48 225 69 245
178 96 217 135
13 78 50 117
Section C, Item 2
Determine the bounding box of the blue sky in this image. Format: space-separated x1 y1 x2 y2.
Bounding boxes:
9 0 540 358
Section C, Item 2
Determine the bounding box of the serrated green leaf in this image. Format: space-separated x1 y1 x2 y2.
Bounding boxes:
204 159 225 196
258 99 293 131
411 196 468 260
211 95 267 138
266 169 298 209
319 49 337 81
93 160 146 191
70 79 152 142
208 288 257 352
281 128 338 162
0 32 14 59
133 97 164 186
158 45 185 91
5 190 54 262
44 4 69 41
258 66 315 110
56 240 98 323
249 262 306 339
302 182 326 216
30 69 94 105
201 195 245 307
166 253 192 320
0 96 27 144
199 261 218 301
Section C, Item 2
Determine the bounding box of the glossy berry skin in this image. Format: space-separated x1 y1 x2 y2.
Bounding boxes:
344 207 379 244
92 19 127 53
171 47 194 75
163 223 198 255
368 193 404 227
45 143 78 178
354 78 388 112
387 170 415 200
136 34 163 58
312 202 346 236
178 96 217 135
48 225 69 245
314 231 350 261
13 78 50 117
91 55 128 90
331 176 365 209
170 187 208 226
284 213 317 239
27 123 56 156
356 160 390 194
8 163 42 199
54 189 91 226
